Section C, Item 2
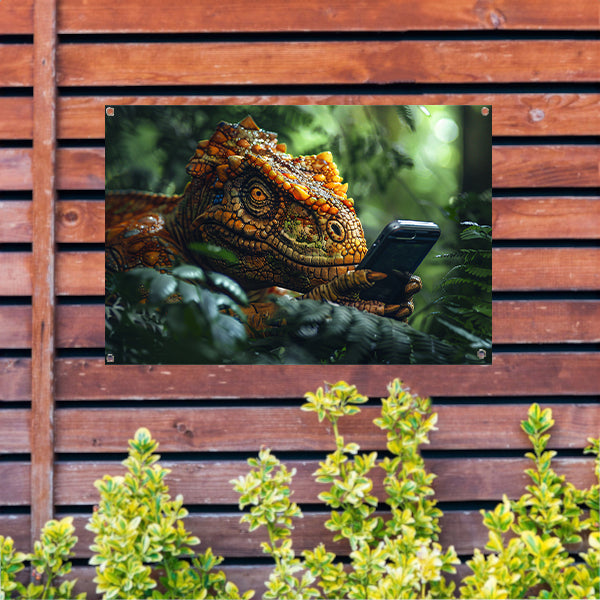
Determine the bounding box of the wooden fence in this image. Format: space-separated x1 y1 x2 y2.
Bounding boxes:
1 0 599 596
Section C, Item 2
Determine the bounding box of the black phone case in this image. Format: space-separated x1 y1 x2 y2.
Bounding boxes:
357 220 440 304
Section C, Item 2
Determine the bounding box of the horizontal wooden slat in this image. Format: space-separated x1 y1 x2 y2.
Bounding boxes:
5 299 597 350
0 0 33 34
53 353 600 399
0 352 600 401
57 41 599 87
4 145 598 192
0 98 33 139
0 253 32 295
493 145 600 188
3 94 597 141
56 148 105 190
493 300 600 344
4 248 597 296
7 507 588 560
0 305 31 348
4 196 596 245
0 410 30 453
56 200 105 242
52 94 600 139
53 404 599 453
493 197 600 239
0 149 32 190
0 201 32 242
51 457 596 506
6 0 598 35
0 200 104 243
0 462 30 505
0 252 104 296
55 0 598 33
52 300 600 348
492 247 600 291
1 455 596 508
0 304 105 349
0 45 33 86
2 354 598 402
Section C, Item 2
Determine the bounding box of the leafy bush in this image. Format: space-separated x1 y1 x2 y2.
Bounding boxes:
233 380 599 599
86 428 251 600
0 517 83 600
1 382 597 599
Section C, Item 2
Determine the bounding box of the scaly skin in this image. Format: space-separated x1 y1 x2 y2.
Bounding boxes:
106 116 421 322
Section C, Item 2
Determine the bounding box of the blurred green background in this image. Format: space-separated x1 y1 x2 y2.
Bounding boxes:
105 104 491 326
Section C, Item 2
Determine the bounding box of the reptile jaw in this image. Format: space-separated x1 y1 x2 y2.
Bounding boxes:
194 221 362 292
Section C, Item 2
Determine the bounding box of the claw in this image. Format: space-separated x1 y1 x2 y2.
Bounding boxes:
365 270 387 283
383 304 402 316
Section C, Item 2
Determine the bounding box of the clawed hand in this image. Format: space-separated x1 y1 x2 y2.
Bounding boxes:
302 269 422 322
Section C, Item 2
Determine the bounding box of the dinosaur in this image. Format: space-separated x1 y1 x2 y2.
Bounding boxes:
106 116 421 327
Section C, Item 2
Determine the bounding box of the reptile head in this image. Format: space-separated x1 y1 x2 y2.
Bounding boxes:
181 116 368 293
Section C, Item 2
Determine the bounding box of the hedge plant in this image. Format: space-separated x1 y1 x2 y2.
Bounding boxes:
0 381 598 599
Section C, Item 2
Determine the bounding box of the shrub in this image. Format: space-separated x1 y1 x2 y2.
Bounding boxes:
233 380 599 599
86 427 252 600
0 382 597 599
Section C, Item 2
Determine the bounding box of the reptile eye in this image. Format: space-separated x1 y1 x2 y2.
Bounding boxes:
250 187 266 203
242 178 273 217
327 219 346 242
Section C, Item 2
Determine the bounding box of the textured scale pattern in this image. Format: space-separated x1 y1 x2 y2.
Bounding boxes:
106 116 367 293
106 116 420 323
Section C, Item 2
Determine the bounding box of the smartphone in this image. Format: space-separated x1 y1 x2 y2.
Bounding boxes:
357 220 440 304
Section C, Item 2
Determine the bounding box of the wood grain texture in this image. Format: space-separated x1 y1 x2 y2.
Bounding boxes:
0 200 32 242
0 252 104 296
6 0 598 34
0 98 33 139
57 41 599 87
0 304 104 349
0 462 30 505
47 144 600 193
0 200 105 243
53 404 599 453
492 248 600 291
55 0 599 33
493 197 600 239
56 200 105 242
0 149 32 190
3 196 596 245
0 0 34 34
45 300 600 348
3 354 599 402
493 145 600 188
4 299 597 350
0 305 32 349
4 508 589 558
0 410 30 453
31 0 58 544
52 353 600 401
0 44 33 86
51 457 596 506
493 300 600 343
4 248 596 297
53 94 600 139
56 148 105 190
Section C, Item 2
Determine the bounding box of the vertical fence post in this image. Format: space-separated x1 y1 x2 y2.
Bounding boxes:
31 0 58 547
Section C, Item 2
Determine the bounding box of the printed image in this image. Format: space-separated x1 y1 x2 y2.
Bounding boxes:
105 105 491 365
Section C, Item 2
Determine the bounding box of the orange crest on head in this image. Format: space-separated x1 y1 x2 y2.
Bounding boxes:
186 116 356 216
